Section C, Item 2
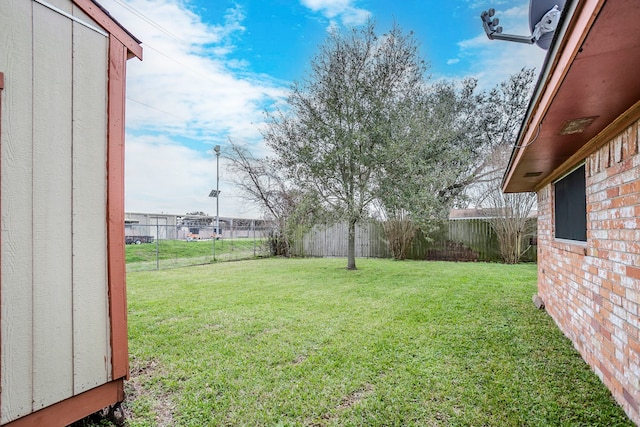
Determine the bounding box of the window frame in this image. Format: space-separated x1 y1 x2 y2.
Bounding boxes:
553 163 587 242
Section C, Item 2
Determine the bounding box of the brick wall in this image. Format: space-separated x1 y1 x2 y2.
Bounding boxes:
537 119 640 423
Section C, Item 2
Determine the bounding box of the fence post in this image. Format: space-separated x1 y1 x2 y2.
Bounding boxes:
152 217 160 270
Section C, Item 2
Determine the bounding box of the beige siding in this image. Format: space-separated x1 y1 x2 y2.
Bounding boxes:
72 1 103 30
72 21 111 393
32 1 75 409
0 0 35 423
1 0 112 422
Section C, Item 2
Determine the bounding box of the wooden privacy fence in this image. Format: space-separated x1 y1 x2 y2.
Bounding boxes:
290 219 537 262
291 222 391 258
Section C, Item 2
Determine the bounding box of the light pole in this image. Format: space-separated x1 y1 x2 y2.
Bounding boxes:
209 145 221 261
149 216 161 270
215 145 220 244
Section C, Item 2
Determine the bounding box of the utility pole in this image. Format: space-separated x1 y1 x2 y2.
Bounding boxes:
215 145 220 256
209 145 221 262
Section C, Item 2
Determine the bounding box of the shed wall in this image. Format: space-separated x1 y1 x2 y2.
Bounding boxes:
537 119 640 423
1 0 111 423
0 0 34 420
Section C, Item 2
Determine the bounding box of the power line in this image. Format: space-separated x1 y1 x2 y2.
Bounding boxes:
111 1 271 143
136 42 225 86
126 96 244 137
127 97 190 121
126 97 258 146
110 0 225 83
109 0 230 82
111 1 277 90
110 0 188 45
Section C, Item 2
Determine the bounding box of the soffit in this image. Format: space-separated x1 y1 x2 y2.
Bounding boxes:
503 0 640 192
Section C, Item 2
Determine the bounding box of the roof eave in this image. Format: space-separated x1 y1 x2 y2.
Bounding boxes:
501 0 606 193
74 0 143 60
501 0 576 192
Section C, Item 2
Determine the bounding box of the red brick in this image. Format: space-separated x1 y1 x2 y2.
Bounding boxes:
535 123 640 426
612 193 640 208
612 284 627 298
622 127 638 159
630 337 640 356
628 266 640 280
600 360 613 381
620 179 640 195
624 389 639 413
608 187 621 198
624 321 639 340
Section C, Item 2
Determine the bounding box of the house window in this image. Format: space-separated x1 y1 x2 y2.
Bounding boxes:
554 164 587 242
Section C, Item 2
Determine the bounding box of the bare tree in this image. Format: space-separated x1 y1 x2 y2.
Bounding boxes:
483 186 537 264
459 68 538 264
470 68 537 187
476 139 537 264
380 209 417 260
225 140 318 256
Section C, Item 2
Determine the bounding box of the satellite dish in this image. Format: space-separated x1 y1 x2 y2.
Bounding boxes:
481 0 565 50
530 0 566 49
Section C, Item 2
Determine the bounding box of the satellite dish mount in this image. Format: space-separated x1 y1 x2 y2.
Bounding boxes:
480 0 565 50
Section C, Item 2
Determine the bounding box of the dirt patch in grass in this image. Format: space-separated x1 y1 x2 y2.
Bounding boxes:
292 354 307 365
310 383 375 426
337 383 374 410
123 357 176 427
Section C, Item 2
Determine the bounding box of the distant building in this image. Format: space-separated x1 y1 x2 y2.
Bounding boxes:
449 208 537 220
125 212 272 240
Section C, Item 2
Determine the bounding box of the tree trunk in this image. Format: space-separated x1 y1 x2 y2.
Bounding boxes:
347 217 357 270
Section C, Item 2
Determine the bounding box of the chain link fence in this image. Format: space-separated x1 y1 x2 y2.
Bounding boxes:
126 217 536 271
125 224 274 272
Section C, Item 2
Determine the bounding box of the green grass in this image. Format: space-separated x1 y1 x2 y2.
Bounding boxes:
125 238 269 271
121 258 632 426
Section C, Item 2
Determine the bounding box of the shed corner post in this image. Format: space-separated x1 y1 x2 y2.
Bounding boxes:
0 70 4 423
106 36 129 382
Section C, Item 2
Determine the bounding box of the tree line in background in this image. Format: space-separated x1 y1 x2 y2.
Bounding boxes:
226 21 537 268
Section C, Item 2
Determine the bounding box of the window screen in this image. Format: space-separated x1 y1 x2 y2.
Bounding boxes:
554 164 587 241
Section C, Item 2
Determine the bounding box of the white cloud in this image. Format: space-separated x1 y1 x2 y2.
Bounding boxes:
300 0 371 26
341 6 371 26
99 0 547 217
447 58 460 65
464 0 513 9
97 0 287 217
125 135 262 217
118 3 286 141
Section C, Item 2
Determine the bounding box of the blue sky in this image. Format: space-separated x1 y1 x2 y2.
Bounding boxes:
98 0 547 218
194 1 484 82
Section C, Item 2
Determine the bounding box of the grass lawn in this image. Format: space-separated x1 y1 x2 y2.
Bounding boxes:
121 258 632 426
125 238 269 271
